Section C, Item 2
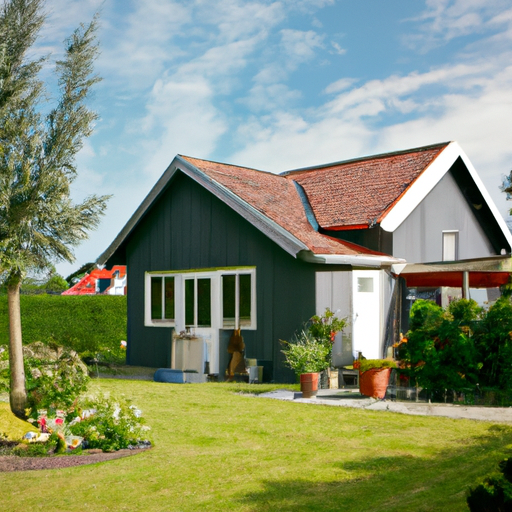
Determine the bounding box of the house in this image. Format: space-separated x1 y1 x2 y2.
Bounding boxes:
97 142 512 382
62 265 127 296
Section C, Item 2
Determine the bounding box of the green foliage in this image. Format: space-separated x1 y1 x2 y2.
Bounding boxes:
0 2 109 284
401 299 482 394
12 441 51 457
23 347 89 413
359 359 397 373
0 346 8 392
476 296 512 390
281 330 331 375
43 275 69 293
281 308 347 376
401 297 512 395
0 294 127 363
467 458 512 511
309 307 347 348
69 393 149 452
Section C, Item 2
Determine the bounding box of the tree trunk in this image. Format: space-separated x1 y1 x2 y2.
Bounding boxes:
8 281 27 419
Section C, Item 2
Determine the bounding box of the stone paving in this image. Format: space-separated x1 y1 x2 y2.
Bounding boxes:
258 388 512 424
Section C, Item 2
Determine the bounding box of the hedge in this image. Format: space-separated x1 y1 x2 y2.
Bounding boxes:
0 295 127 363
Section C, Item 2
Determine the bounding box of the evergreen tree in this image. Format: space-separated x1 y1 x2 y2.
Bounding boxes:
0 0 109 418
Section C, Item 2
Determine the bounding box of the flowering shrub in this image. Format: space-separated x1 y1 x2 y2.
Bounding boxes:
23 393 150 454
68 393 150 452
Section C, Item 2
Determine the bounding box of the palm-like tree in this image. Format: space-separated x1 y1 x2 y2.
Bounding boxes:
0 0 109 418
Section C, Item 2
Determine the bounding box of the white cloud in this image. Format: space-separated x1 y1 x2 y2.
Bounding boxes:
330 41 346 55
405 0 512 51
140 77 227 178
230 55 512 217
97 0 192 89
243 83 302 112
280 29 325 66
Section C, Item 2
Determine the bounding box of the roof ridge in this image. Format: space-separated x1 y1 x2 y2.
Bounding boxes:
179 154 272 176
281 141 451 177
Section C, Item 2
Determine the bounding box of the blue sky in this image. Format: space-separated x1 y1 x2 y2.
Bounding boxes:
37 0 512 277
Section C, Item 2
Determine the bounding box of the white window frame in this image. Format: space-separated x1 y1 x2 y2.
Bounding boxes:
145 267 257 330
442 230 459 261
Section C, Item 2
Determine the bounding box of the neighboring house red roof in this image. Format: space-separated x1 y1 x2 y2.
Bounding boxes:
284 143 448 230
62 265 126 295
181 156 384 256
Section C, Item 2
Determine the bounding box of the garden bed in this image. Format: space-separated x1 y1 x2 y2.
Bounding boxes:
0 447 149 472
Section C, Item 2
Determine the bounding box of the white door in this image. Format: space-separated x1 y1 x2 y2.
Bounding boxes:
174 275 220 374
352 270 381 359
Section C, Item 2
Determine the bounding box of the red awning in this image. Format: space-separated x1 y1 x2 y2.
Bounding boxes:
402 271 510 288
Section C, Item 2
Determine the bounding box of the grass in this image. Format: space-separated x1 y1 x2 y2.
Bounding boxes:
0 402 34 440
2 380 512 511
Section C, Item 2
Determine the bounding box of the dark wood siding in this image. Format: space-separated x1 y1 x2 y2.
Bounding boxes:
124 172 315 382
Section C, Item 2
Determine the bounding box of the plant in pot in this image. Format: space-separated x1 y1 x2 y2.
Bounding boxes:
281 330 330 398
309 308 347 389
358 358 397 399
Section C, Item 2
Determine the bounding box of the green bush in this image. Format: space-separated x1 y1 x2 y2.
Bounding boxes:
281 330 331 375
23 343 90 414
475 296 512 390
0 295 126 364
467 458 512 511
401 299 481 394
69 393 149 452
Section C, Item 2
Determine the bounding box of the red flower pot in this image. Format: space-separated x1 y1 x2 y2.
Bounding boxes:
300 372 319 398
359 368 392 399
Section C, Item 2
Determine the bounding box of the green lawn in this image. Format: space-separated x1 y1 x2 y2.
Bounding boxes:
2 379 512 511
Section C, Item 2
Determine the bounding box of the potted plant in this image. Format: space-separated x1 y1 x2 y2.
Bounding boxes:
281 330 330 398
358 359 397 399
309 308 347 389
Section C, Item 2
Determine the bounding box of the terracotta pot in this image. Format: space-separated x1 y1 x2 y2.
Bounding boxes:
359 367 392 399
300 372 319 398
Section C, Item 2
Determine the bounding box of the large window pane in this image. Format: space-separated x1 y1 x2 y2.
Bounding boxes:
151 277 162 320
185 279 195 326
197 278 211 327
239 274 251 326
164 277 175 320
222 275 236 328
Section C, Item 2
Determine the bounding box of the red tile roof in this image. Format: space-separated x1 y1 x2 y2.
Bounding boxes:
62 266 126 295
286 143 448 230
181 156 388 256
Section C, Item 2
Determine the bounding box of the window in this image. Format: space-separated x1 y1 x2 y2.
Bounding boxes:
150 276 175 321
222 273 252 328
145 268 256 329
185 277 212 327
357 277 373 293
443 231 458 261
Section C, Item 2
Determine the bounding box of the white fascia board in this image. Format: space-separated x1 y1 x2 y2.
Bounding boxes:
456 144 512 249
380 142 512 250
299 251 405 268
380 142 459 232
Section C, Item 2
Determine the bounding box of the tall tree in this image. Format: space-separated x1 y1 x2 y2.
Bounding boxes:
0 0 109 418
